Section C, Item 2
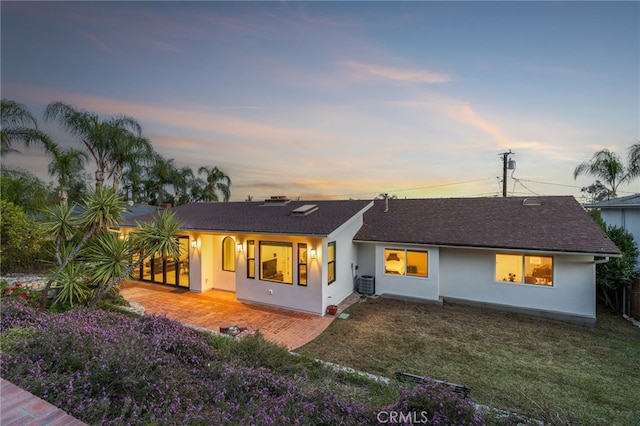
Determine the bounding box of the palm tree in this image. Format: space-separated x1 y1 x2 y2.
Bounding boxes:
573 149 635 199
88 210 183 307
44 102 142 191
629 142 640 178
197 166 231 202
46 145 88 205
0 99 49 156
108 134 154 192
42 187 127 295
171 165 195 206
146 155 176 205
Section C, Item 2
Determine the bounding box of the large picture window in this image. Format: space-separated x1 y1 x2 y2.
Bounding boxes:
247 240 255 279
328 242 336 284
260 241 293 284
496 254 553 286
384 248 428 278
222 237 235 272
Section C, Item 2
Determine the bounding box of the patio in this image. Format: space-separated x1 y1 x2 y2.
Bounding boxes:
120 281 359 350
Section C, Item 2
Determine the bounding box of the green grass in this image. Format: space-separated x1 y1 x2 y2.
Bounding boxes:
296 298 640 426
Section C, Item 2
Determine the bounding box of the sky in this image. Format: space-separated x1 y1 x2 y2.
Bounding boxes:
1 1 639 202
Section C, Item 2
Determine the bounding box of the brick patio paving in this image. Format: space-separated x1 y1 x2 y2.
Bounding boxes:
120 281 359 350
0 378 86 426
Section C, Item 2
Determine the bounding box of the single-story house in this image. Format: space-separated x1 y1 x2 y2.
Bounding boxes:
585 193 640 272
120 195 620 326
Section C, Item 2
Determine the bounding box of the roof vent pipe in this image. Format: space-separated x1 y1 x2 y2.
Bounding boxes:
384 193 389 213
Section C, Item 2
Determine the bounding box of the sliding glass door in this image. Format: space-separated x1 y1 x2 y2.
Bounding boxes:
132 236 189 288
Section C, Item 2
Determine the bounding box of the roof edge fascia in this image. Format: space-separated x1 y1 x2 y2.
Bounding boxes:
352 239 621 257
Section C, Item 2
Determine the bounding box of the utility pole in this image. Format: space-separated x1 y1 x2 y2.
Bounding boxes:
499 150 515 197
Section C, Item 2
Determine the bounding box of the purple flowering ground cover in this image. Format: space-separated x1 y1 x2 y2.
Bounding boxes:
0 298 487 425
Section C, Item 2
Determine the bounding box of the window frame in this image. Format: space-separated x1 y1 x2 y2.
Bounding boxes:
247 240 255 279
383 248 429 278
495 253 554 286
327 241 336 284
259 241 293 285
222 236 235 272
298 243 307 286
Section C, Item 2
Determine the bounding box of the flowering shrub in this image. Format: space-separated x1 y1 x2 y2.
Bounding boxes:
0 280 46 309
378 379 485 425
0 300 486 425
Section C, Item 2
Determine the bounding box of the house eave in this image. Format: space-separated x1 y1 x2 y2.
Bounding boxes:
352 239 621 257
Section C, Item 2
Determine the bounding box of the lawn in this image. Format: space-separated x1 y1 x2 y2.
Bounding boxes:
296 297 640 426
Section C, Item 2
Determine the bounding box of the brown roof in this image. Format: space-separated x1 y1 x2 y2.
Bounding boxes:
354 196 621 256
122 199 372 237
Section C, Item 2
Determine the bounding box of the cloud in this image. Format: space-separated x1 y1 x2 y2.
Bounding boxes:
342 60 454 84
9 84 328 150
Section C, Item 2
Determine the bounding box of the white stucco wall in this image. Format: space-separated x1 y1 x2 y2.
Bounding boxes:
356 243 376 278
439 248 596 320
235 234 324 315
323 217 364 313
366 244 440 301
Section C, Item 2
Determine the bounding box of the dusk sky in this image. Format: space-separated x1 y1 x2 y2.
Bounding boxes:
2 1 638 201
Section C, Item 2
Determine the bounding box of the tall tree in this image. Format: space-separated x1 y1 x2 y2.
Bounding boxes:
197 166 231 202
629 142 640 179
171 165 195 206
44 102 142 191
46 145 88 205
573 148 635 199
1 169 54 215
146 155 176 205
108 134 154 192
0 99 49 156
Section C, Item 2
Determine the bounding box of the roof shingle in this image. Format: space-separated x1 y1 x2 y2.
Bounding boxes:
122 200 372 237
354 196 620 255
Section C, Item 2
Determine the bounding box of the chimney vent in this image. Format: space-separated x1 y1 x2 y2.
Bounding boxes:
262 195 291 206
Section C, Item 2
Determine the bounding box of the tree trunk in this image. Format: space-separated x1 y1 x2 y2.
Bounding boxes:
112 166 122 193
95 170 104 191
42 223 98 295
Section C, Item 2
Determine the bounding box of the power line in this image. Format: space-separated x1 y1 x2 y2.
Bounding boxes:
324 177 495 199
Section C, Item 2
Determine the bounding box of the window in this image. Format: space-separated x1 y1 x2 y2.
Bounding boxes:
496 254 553 286
247 240 255 279
384 248 428 278
328 242 336 284
222 237 235 272
298 243 307 286
260 241 293 284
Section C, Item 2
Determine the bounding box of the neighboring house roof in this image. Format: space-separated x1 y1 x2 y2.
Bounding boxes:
121 199 373 237
354 196 621 256
584 193 640 209
124 203 161 219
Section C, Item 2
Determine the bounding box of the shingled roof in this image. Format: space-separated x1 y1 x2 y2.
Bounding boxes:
354 196 620 256
122 199 372 237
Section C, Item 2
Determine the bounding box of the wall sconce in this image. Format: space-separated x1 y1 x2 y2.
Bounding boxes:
191 239 200 250
309 248 317 259
236 243 243 253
